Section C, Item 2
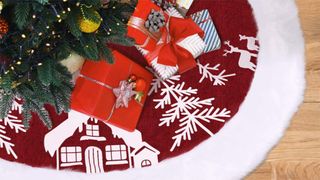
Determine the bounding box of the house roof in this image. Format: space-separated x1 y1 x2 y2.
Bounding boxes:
131 142 160 155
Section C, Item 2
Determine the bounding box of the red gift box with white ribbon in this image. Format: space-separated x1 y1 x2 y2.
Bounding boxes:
71 51 153 132
128 0 206 79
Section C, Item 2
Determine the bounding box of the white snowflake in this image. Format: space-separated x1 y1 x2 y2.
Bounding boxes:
149 73 231 152
197 60 236 86
0 100 25 159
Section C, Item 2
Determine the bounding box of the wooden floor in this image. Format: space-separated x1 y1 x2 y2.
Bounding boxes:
247 0 320 179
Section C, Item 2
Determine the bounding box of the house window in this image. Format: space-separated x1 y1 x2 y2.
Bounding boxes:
141 159 152 167
86 124 99 137
105 145 129 165
60 146 82 167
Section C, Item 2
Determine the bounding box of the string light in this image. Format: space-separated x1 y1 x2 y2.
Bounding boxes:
1 0 130 92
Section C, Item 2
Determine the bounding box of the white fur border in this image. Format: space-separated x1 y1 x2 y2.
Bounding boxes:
0 0 305 179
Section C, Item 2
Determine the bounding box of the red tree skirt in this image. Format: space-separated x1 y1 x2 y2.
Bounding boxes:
0 0 259 174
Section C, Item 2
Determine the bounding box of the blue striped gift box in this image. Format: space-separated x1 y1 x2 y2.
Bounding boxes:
190 9 221 53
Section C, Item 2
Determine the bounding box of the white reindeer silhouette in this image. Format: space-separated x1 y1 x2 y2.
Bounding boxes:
223 41 257 71
239 34 259 51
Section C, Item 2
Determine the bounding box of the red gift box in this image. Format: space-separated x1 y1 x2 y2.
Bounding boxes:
127 0 206 79
71 51 153 132
127 0 167 52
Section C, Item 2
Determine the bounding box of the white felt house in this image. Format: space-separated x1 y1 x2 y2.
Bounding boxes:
131 142 160 168
44 111 160 174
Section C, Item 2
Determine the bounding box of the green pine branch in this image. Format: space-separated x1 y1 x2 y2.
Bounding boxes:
0 0 136 129
14 3 31 29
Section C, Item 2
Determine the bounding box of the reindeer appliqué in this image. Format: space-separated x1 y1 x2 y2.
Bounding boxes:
239 35 259 51
223 35 259 72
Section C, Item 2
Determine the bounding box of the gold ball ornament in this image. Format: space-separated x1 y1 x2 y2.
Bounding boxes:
79 11 102 33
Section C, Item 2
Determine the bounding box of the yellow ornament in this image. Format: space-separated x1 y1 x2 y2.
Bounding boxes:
0 1 3 14
79 10 102 33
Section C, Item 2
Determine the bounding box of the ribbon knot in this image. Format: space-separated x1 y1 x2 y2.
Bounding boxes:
147 16 204 72
113 81 136 108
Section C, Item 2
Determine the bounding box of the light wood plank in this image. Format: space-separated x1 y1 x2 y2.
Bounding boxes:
248 161 320 180
287 103 320 132
305 43 320 71
247 103 320 179
305 71 320 103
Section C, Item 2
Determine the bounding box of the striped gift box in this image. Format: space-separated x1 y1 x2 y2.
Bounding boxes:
190 9 221 53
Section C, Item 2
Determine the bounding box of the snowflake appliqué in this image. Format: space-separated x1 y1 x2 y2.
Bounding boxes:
197 60 236 86
148 61 235 151
0 99 25 159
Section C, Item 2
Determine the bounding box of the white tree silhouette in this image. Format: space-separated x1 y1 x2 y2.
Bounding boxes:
149 72 231 152
197 60 236 86
0 100 25 159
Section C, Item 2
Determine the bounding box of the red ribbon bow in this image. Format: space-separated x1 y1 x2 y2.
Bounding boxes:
146 16 204 73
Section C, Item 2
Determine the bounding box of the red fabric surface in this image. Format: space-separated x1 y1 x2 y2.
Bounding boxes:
0 0 258 173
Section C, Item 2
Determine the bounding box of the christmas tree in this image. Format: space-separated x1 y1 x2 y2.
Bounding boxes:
0 0 136 129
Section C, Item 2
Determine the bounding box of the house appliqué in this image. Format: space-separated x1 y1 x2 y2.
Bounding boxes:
44 116 160 173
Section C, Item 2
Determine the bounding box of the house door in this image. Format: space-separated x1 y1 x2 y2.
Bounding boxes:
85 146 104 173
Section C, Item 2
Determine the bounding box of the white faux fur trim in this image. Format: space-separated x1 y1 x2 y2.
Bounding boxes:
0 0 305 179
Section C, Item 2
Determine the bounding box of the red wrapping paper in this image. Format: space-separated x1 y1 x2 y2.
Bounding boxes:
71 51 153 131
127 0 167 51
